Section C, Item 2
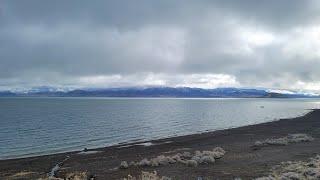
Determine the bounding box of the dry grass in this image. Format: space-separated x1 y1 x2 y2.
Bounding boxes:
255 155 320 180
254 134 314 147
119 147 226 169
37 171 89 180
123 171 171 180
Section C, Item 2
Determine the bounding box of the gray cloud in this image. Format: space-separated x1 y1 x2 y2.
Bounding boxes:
1 0 320 92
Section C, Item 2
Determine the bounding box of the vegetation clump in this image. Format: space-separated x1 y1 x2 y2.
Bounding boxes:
119 147 225 169
123 171 171 180
254 134 314 147
255 155 320 180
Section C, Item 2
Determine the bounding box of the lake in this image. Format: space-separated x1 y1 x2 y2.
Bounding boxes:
0 97 319 160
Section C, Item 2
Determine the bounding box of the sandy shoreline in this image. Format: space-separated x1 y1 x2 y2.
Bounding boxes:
1 109 320 179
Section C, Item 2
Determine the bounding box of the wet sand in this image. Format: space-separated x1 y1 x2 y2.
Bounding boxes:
1 109 320 179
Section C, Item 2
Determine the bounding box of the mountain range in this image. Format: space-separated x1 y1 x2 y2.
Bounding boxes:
0 87 318 98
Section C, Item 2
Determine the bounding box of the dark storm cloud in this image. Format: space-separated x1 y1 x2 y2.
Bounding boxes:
2 1 319 28
1 0 320 91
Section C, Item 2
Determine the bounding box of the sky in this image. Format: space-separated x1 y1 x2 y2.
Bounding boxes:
1 0 320 92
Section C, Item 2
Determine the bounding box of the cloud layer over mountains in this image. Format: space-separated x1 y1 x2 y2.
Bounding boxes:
1 1 320 92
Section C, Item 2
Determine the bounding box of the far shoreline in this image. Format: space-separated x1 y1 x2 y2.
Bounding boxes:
1 96 320 99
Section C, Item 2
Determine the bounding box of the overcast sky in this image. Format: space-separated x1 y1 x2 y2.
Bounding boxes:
1 0 320 92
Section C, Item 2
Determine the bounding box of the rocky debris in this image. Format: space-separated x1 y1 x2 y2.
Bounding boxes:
255 155 320 180
119 147 225 169
123 171 171 180
254 134 314 147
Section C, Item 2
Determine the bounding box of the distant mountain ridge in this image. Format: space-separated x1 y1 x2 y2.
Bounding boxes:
0 87 319 98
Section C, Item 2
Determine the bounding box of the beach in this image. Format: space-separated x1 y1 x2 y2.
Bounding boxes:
1 109 320 179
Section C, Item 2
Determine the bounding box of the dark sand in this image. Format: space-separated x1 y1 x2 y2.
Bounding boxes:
1 109 320 180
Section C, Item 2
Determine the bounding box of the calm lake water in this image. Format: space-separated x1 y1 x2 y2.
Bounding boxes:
0 97 320 160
